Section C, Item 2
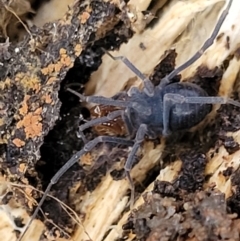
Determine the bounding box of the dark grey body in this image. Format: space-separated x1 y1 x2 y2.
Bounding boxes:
124 82 212 138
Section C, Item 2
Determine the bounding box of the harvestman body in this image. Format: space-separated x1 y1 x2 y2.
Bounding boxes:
18 0 237 239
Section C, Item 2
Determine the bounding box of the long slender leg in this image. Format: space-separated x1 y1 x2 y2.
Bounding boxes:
182 96 240 107
77 129 88 144
159 0 233 88
78 110 124 143
18 136 134 241
79 110 123 132
124 124 148 206
102 49 154 96
67 88 130 108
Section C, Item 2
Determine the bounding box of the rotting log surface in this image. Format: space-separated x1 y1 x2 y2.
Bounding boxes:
82 0 240 241
0 0 131 178
2 0 240 241
0 0 133 240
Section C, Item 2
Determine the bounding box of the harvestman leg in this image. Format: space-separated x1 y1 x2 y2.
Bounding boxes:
103 0 233 92
102 50 155 96
79 110 124 131
159 0 233 88
124 124 148 206
78 110 124 143
162 93 240 135
68 88 129 143
18 136 134 241
67 88 130 108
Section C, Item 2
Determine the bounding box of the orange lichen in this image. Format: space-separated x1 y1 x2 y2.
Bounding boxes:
0 77 11 90
60 54 73 67
41 67 50 75
12 138 26 147
25 119 42 138
17 107 43 139
19 95 30 115
80 153 93 166
54 62 63 72
59 48 73 68
47 63 55 73
18 163 27 173
41 63 57 75
80 11 90 24
42 94 53 104
42 62 63 75
47 76 58 85
59 48 67 55
15 73 41 92
74 44 82 56
34 107 42 115
41 48 73 78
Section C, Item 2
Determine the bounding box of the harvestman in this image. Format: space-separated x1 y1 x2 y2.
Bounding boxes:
18 0 237 239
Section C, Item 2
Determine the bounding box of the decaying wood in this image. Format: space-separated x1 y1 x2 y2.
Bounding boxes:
1 0 240 241
0 0 132 240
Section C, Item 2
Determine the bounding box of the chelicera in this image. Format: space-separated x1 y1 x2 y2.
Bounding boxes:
19 0 237 239
90 104 126 136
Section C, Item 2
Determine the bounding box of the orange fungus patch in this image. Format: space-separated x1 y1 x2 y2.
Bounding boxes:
17 107 43 139
12 138 26 147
